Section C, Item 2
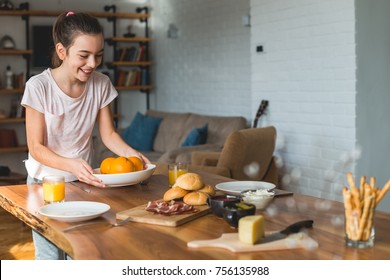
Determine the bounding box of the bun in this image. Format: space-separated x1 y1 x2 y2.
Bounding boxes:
198 184 215 196
173 173 203 191
163 186 189 201
183 191 209 206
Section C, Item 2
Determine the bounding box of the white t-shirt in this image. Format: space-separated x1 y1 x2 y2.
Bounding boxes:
21 69 118 181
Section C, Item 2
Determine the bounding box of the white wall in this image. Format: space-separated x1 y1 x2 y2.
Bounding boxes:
355 0 390 212
150 0 252 124
250 0 357 204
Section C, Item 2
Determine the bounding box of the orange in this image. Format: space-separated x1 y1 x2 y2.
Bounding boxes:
128 156 144 171
109 156 135 174
100 157 115 174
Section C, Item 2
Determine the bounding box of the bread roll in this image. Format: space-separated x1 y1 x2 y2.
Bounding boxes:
163 186 189 201
173 173 203 191
183 191 209 206
197 184 215 196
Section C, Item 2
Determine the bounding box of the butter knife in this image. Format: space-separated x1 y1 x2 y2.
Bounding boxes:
260 220 314 244
70 181 91 193
62 220 107 232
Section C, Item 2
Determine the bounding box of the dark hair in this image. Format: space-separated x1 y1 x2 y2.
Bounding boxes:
51 12 103 68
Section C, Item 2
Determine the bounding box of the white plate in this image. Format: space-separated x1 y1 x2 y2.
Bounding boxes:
93 163 156 187
215 181 276 195
38 201 110 223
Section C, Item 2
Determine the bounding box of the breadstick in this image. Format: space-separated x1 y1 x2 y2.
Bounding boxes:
347 172 361 209
363 196 375 241
376 179 390 206
359 175 366 199
342 187 354 239
347 172 357 191
358 195 373 240
369 176 376 188
353 189 361 215
351 211 359 240
363 182 373 206
375 188 381 201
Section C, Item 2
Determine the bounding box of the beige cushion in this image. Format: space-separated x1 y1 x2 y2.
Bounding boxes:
183 113 247 147
146 110 191 153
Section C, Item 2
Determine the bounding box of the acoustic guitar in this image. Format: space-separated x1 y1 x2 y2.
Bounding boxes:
252 100 269 128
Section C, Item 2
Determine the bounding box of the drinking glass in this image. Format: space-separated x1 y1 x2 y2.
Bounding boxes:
168 163 188 187
43 175 65 204
344 211 375 248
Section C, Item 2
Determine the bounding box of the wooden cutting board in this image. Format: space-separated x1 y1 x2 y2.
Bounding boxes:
188 232 318 252
116 204 210 227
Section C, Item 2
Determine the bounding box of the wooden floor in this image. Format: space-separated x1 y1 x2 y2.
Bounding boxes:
0 207 35 260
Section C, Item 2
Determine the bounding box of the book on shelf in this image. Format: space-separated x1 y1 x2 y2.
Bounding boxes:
116 70 127 86
117 48 129 61
115 70 146 87
13 73 25 89
115 46 146 62
141 69 149 85
126 46 138 61
124 70 134 87
134 70 141 85
135 45 146 62
124 70 142 87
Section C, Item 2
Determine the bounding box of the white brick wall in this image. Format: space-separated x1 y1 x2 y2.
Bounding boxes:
250 0 357 202
151 0 252 123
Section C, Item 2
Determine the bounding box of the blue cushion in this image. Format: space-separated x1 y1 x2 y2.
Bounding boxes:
122 112 162 151
181 123 208 147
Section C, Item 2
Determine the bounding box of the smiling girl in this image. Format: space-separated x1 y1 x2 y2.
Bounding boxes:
21 11 149 260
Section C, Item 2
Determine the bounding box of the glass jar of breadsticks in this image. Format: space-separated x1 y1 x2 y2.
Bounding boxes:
342 172 390 248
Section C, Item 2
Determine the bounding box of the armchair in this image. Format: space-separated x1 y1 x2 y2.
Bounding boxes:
190 126 278 186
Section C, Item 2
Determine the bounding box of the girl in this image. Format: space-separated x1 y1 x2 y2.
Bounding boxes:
21 11 149 259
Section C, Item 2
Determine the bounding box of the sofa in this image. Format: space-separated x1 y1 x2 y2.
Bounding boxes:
92 110 247 168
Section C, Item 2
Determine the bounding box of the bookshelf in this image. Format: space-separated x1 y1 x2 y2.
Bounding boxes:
104 5 152 118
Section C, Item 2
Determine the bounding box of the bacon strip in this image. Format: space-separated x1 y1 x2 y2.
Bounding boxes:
145 200 198 216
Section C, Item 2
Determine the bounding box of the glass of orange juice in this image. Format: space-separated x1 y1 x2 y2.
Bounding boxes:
43 175 65 204
168 163 188 187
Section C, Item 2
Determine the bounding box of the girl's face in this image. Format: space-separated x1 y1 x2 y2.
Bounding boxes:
64 33 104 82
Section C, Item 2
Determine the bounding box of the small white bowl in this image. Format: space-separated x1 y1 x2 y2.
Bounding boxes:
240 189 275 210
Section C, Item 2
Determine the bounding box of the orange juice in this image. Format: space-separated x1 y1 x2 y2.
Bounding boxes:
169 169 188 186
43 175 65 203
168 163 188 186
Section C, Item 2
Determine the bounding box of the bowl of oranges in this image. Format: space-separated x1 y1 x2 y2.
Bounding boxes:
93 156 156 187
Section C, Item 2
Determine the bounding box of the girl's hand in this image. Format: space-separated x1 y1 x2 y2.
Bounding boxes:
137 152 151 166
70 158 106 188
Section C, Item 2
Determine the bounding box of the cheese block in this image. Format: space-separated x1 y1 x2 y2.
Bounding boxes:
238 215 265 245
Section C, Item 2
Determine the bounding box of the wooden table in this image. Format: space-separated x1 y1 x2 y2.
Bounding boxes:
0 172 389 260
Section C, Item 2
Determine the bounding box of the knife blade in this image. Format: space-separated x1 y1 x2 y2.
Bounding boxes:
260 220 314 244
70 181 91 193
62 220 107 232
